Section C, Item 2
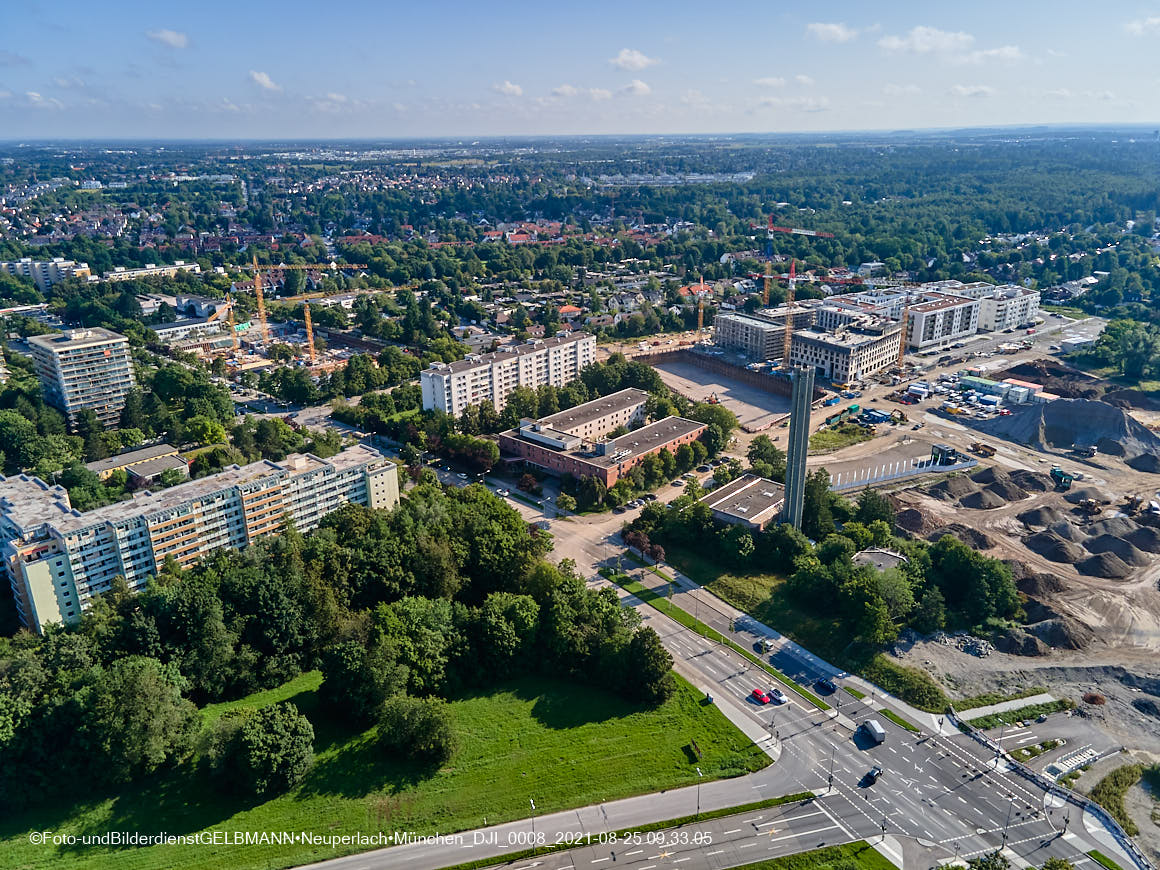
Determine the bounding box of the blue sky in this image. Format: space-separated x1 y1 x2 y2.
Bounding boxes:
1 0 1158 138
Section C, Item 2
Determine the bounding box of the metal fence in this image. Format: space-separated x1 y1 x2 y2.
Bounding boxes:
828 457 979 492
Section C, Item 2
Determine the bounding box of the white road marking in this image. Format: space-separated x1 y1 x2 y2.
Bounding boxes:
739 843 757 849
591 859 610 864
765 825 838 845
625 850 643 856
706 850 725 856
674 859 691 864
722 829 742 834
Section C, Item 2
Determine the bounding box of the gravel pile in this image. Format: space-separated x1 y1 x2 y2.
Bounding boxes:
1016 571 1067 596
1126 526 1160 553
1027 616 1095 650
1048 519 1085 542
1009 469 1055 492
1065 486 1115 505
1025 531 1086 562
1088 516 1140 537
1127 453 1160 473
986 479 1029 502
927 523 996 549
1018 506 1067 528
960 489 1007 510
1077 551 1133 579
1083 534 1152 567
931 476 977 501
974 398 1160 470
897 508 940 535
970 466 1005 485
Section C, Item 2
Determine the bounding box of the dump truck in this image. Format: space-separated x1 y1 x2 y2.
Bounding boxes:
970 442 996 458
1050 466 1074 490
1072 445 1098 458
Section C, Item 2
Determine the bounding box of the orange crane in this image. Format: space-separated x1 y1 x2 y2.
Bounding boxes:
781 259 796 367
241 260 365 355
224 290 240 354
897 299 910 370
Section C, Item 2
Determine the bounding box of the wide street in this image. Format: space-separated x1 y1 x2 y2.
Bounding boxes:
303 470 1145 870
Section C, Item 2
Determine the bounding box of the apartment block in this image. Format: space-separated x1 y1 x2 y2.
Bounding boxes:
973 285 1040 332
789 316 902 383
103 261 201 282
905 292 979 350
1 444 399 632
1 257 92 291
712 306 815 361
28 328 136 427
421 332 596 416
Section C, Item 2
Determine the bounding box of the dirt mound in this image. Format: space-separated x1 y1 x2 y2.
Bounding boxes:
993 627 1048 656
960 489 1006 510
1065 486 1115 505
1126 526 1160 553
1126 453 1160 473
1018 506 1067 528
1028 617 1094 650
1025 531 1086 562
1017 571 1067 596
1104 388 1160 412
1087 516 1139 537
986 480 1029 502
897 508 939 535
1082 534 1152 566
970 466 1006 485
1048 519 1085 541
927 523 996 549
1132 697 1160 719
1009 469 1055 492
996 360 1104 400
974 398 1160 465
930 476 977 501
1076 552 1133 578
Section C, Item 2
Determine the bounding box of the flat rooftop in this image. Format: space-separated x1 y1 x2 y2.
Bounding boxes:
793 326 898 349
583 416 706 468
126 454 190 479
428 332 592 375
86 443 179 474
28 326 127 351
698 474 785 526
0 443 384 536
537 388 648 433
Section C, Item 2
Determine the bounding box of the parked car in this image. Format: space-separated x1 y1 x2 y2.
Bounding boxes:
750 688 771 705
815 677 838 693
496 489 510 497
696 464 712 472
770 688 787 704
456 472 468 480
671 479 684 487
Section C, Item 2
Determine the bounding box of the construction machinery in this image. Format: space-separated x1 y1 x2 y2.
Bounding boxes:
896 299 910 371
970 442 996 458
224 290 240 354
1077 498 1102 515
1050 466 1074 491
706 392 720 405
889 409 908 423
781 259 796 368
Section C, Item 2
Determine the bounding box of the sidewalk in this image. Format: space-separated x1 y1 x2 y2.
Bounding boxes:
954 693 1055 720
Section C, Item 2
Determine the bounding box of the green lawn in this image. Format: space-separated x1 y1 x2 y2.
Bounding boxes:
878 709 919 733
4 675 767 870
747 841 896 870
809 423 874 454
1089 850 1126 870
966 699 1074 730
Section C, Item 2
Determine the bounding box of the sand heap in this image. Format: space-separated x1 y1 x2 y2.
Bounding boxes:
1127 526 1160 553
1076 552 1133 579
930 476 977 501
927 523 996 549
1018 506 1068 528
1025 531 1086 563
975 398 1160 471
1064 486 1115 505
1083 534 1151 567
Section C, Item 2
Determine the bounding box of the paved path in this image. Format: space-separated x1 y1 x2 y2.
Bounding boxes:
956 694 1056 721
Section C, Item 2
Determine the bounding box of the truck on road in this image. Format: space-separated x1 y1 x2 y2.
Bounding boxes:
862 719 887 744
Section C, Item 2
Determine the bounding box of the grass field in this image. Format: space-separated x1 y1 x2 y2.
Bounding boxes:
746 841 895 870
809 423 874 454
4 675 766 870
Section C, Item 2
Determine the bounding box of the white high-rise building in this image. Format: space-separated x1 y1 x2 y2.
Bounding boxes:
0 257 92 291
421 332 596 416
28 328 136 427
0 444 399 632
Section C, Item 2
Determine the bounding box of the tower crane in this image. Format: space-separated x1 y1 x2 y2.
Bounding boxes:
224 290 240 354
896 299 910 371
781 259 796 368
240 260 365 361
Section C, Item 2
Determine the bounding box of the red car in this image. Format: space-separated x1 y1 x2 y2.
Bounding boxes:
750 688 772 705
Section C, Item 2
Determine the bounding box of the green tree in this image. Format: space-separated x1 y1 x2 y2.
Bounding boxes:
184 415 227 446
855 489 895 528
319 639 409 725
623 627 675 705
207 702 315 797
556 492 577 512
377 695 458 766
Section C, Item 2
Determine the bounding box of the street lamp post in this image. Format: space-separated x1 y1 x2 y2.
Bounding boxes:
530 798 537 855
696 767 704 821
828 744 836 792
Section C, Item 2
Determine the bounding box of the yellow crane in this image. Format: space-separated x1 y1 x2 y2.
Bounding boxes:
781 259 796 368
241 260 366 361
896 300 910 370
224 290 240 353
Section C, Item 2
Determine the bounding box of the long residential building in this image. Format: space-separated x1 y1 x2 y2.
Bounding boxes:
789 315 902 383
421 332 596 416
103 261 201 282
712 306 816 361
1 257 92 291
28 327 136 427
1 444 399 632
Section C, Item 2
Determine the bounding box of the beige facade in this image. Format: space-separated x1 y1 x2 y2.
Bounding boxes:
28 327 136 427
1 257 91 291
789 318 902 383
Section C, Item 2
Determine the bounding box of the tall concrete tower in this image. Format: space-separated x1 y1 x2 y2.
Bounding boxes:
781 366 815 529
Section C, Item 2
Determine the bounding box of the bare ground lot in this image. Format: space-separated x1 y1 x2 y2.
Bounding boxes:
652 360 791 429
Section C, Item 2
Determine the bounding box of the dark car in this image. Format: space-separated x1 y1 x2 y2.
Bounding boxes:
816 677 838 693
865 765 882 785
696 464 712 473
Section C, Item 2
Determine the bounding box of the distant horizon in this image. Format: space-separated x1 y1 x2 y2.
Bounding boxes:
2 121 1160 147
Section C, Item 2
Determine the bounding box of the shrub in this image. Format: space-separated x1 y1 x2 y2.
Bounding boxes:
377 695 457 766
206 702 315 797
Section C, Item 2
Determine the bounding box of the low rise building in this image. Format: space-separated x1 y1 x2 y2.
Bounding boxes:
103 261 201 282
497 391 705 487
85 443 183 481
1 443 399 632
698 474 785 531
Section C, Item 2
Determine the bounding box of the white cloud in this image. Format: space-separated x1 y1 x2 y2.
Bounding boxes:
959 45 1022 64
552 84 613 101
25 91 63 109
589 88 612 101
146 29 188 49
950 84 994 98
249 70 281 92
879 25 974 54
493 80 523 97
883 83 921 97
552 84 580 97
621 79 651 97
754 76 786 88
610 48 658 71
807 22 857 43
681 89 709 108
757 95 831 112
52 76 85 89
1127 16 1160 36
795 74 815 86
